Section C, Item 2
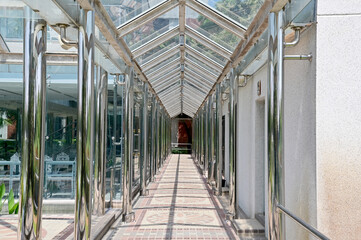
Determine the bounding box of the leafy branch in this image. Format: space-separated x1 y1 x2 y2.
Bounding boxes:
0 183 19 214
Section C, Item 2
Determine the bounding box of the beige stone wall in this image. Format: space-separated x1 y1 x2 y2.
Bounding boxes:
316 1 361 239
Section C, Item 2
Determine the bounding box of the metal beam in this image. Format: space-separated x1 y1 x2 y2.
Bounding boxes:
185 26 232 59
117 0 179 37
132 26 179 58
185 0 246 39
141 45 179 71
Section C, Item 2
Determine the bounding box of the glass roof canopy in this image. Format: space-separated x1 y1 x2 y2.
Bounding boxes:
1 0 265 118
109 0 264 118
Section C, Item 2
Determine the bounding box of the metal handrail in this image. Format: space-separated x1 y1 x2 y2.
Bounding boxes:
277 204 330 240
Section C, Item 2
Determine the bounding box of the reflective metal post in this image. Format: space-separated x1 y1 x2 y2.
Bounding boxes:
122 69 135 222
154 104 159 173
203 104 208 173
93 67 108 215
151 97 156 180
268 11 285 240
75 8 95 240
140 84 148 195
216 83 223 195
18 8 47 239
208 96 214 182
228 70 238 219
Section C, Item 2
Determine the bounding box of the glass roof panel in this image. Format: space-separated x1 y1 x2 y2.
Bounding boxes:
185 35 227 65
123 7 179 51
100 0 167 27
145 53 180 76
136 35 179 65
186 6 241 52
185 52 219 76
198 0 265 27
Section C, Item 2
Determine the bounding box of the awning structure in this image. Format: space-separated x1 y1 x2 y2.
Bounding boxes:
101 0 263 118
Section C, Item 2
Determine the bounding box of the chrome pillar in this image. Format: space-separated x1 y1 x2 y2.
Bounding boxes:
140 84 148 195
93 67 108 215
122 69 135 222
216 83 223 195
268 11 285 240
228 70 238 219
75 8 95 240
18 8 47 239
208 96 215 182
203 104 208 173
150 96 156 180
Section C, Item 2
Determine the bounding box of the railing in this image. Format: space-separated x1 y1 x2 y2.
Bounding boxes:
277 204 330 240
0 161 20 191
44 160 76 199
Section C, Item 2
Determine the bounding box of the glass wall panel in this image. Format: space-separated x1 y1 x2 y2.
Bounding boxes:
133 92 141 189
0 63 22 197
44 65 77 199
107 76 124 203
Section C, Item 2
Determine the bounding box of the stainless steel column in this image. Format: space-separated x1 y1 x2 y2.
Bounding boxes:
140 84 148 195
93 67 108 215
122 69 135 222
154 104 158 174
75 8 95 240
150 96 156 180
228 70 238 219
268 11 285 240
204 103 208 173
216 83 223 195
18 8 46 239
208 96 214 182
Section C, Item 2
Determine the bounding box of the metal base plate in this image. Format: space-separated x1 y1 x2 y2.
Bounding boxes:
122 212 135 223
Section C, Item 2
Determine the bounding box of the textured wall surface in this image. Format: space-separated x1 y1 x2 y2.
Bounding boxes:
316 1 361 238
235 24 317 240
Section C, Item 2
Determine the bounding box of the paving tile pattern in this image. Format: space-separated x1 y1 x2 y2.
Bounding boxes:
107 154 239 240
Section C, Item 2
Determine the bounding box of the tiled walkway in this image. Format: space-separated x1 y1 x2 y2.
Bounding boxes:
107 154 238 240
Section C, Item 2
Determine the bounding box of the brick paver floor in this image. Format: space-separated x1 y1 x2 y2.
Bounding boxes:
106 154 238 240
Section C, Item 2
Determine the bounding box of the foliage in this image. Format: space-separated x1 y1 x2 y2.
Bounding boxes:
0 183 19 214
0 108 18 128
172 148 191 154
215 0 264 27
